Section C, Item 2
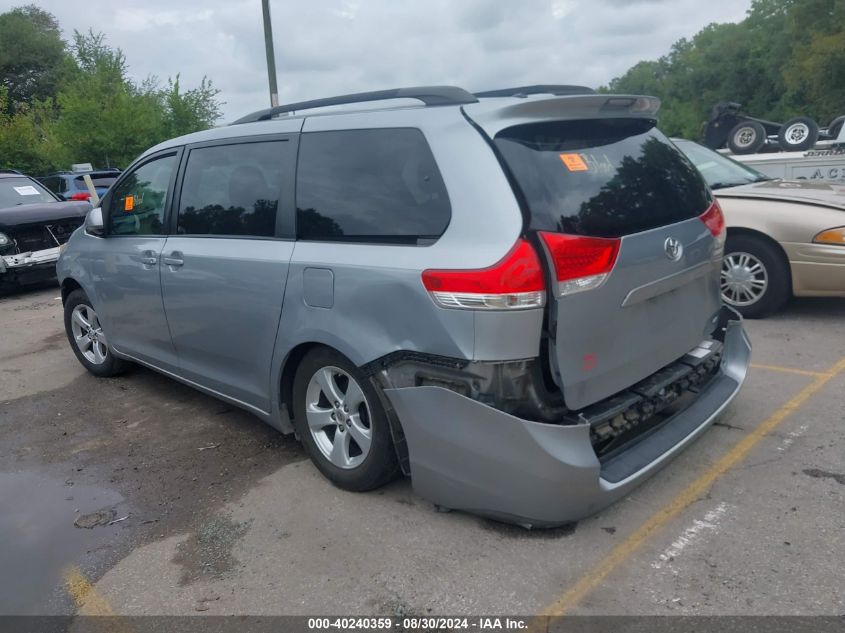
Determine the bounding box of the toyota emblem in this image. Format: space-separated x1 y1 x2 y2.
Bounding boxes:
664 237 683 261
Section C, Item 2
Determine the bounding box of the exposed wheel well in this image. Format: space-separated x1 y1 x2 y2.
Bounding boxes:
279 342 325 420
725 227 793 292
60 278 82 305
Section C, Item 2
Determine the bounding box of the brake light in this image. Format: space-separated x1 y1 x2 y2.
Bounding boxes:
70 191 92 201
539 232 620 296
421 239 546 310
699 200 726 242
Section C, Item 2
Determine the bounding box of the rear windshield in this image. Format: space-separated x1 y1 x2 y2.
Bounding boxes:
495 119 712 238
73 174 119 190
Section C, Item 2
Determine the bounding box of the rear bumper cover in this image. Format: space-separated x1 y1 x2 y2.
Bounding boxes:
384 306 750 528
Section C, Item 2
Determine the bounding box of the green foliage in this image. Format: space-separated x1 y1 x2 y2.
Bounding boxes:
606 0 845 138
0 5 65 114
0 9 221 174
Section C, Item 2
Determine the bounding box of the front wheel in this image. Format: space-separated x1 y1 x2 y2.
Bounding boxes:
63 289 128 376
292 347 399 491
727 121 767 154
721 235 791 319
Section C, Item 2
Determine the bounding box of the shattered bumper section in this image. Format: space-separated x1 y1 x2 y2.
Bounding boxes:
0 246 61 285
384 307 751 528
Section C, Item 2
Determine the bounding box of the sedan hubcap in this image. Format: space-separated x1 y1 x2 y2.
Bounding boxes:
305 366 372 469
721 252 768 306
70 304 109 365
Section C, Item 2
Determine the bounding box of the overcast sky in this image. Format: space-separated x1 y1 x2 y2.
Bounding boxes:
8 0 751 122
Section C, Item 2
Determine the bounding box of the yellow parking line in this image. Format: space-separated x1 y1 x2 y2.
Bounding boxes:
63 565 115 616
541 355 845 617
750 363 830 378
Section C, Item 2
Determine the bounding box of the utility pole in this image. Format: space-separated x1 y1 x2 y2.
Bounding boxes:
261 0 279 107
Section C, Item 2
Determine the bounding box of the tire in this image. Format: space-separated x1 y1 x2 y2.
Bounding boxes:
727 121 767 154
721 235 791 319
63 289 128 377
292 347 399 491
827 115 845 141
777 116 819 152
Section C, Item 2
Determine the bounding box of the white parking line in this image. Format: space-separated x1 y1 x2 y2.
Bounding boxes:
651 502 730 572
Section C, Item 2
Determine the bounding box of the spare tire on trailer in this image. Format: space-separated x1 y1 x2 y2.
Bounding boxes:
727 121 767 154
827 115 845 141
778 116 819 151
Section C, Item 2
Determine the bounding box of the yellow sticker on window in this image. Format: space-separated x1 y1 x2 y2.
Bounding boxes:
559 153 589 172
124 195 134 212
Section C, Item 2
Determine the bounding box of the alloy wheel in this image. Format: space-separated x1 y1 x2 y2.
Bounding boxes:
70 304 109 365
305 366 373 469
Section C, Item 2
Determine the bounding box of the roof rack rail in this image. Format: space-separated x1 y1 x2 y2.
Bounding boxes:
0 169 22 175
232 86 479 125
474 85 595 98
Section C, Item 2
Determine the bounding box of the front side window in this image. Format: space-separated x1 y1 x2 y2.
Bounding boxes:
177 141 285 237
108 154 177 236
296 128 451 244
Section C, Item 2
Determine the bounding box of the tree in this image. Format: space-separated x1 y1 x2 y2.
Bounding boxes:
0 5 66 114
605 0 845 138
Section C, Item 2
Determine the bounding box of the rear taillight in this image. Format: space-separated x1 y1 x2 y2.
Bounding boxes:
421 239 546 310
539 232 620 296
70 192 91 201
699 199 726 244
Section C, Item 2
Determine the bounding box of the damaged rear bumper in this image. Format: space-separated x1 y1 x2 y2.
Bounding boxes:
384 307 751 528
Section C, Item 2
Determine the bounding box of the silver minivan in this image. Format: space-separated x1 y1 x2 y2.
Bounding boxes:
57 85 750 528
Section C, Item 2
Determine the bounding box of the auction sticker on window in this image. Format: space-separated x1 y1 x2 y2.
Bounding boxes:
559 153 589 172
124 195 135 212
13 185 40 196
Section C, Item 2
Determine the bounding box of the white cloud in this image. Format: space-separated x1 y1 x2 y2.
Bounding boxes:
12 0 752 122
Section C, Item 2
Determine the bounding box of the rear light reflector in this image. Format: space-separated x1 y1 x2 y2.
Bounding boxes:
699 199 726 244
539 232 620 296
70 192 92 201
421 239 546 310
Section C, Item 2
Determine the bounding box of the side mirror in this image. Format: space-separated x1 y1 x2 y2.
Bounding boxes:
85 207 105 237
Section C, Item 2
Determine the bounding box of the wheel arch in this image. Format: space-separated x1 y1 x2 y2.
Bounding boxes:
60 278 83 305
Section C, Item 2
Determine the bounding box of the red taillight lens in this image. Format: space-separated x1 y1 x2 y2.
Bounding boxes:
70 191 91 201
699 199 725 239
539 232 620 296
421 239 546 310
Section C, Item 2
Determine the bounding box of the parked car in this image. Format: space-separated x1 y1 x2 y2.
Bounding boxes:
57 85 750 527
36 167 121 202
723 147 845 184
703 101 845 155
0 169 90 289
674 139 845 317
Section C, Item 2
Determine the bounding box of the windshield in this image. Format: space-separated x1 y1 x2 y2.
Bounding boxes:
673 139 770 189
0 177 57 207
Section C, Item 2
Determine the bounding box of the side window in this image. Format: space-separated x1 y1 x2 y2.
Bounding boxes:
177 141 284 237
108 154 177 236
296 128 451 244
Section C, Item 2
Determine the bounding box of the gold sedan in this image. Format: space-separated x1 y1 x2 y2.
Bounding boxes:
674 139 845 318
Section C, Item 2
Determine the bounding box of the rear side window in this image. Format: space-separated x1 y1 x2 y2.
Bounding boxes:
177 141 285 237
296 128 450 244
495 119 711 238
73 174 119 190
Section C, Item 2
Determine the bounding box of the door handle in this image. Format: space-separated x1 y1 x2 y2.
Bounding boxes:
140 250 157 267
162 252 184 268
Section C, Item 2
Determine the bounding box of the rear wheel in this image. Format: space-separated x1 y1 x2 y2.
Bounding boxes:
727 121 767 154
292 347 399 491
721 235 791 318
63 289 128 376
777 117 819 152
827 115 845 141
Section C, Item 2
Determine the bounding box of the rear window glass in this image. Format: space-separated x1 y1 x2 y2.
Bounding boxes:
296 128 450 244
495 119 711 238
73 174 119 189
